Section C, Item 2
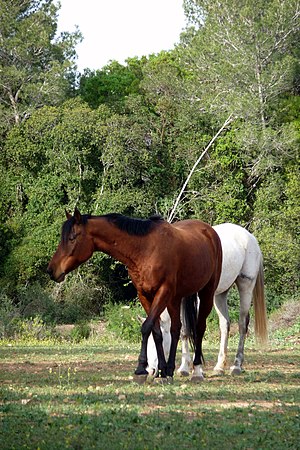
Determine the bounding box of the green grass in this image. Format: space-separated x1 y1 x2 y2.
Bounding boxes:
0 330 299 450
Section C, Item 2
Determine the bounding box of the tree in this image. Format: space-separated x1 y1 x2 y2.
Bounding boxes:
177 0 300 204
78 58 144 111
1 98 108 284
0 0 82 129
182 0 300 125
252 164 300 295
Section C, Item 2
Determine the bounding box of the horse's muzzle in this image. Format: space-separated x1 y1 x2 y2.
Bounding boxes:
47 267 65 283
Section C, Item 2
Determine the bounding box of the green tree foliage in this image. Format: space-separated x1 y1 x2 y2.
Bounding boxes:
0 0 82 130
78 58 144 111
180 0 300 188
0 0 299 321
182 0 299 124
1 99 107 282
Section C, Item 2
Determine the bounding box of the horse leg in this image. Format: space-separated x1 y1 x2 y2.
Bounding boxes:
146 330 158 376
165 303 181 379
135 285 172 380
134 293 156 381
151 319 169 379
177 336 191 376
230 276 254 375
192 287 214 383
135 314 155 377
213 291 230 375
177 297 192 376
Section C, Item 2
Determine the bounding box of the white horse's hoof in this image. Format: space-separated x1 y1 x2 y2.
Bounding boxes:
178 370 190 377
133 374 148 384
230 366 242 375
213 368 225 376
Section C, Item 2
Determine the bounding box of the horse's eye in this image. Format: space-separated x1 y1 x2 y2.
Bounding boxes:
69 231 81 242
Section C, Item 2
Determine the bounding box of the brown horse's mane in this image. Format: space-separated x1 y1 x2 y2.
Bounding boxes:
62 213 164 243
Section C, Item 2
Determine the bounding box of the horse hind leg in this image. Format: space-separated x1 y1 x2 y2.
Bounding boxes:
230 276 254 375
164 302 182 381
177 297 194 377
213 291 230 375
177 336 191 376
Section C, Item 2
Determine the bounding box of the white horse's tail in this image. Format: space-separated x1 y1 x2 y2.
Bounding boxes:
253 260 268 345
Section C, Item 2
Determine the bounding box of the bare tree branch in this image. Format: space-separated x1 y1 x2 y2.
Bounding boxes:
167 113 233 223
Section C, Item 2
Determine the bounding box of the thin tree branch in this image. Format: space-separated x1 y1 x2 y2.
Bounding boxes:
167 113 233 223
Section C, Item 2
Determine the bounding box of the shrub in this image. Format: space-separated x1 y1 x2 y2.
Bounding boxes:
18 282 58 323
49 275 110 324
105 301 144 342
0 293 20 339
70 321 91 343
2 316 56 341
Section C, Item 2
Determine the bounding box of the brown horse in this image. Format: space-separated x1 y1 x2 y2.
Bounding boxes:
47 208 222 382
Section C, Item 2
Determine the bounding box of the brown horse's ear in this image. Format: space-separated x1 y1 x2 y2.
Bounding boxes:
74 207 82 224
65 210 72 220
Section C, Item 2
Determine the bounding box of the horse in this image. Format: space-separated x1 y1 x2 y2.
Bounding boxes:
47 208 222 382
146 223 268 377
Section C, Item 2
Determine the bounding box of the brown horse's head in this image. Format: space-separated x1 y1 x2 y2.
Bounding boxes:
47 208 94 283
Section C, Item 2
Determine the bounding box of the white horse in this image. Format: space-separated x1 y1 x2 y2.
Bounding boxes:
147 223 268 378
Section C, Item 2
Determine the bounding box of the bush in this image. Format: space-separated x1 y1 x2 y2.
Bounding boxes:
1 315 56 341
18 283 58 323
70 321 91 343
49 275 110 324
15 316 56 340
105 301 145 342
0 293 20 339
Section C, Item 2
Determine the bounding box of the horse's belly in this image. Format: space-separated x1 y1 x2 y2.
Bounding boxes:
176 255 216 296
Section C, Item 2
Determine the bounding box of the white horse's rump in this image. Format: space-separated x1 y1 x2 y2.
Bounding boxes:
147 223 268 377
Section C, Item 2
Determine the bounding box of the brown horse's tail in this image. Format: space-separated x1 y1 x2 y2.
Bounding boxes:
253 259 268 345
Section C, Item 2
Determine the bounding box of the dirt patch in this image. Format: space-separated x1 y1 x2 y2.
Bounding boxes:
269 300 300 332
55 321 106 337
55 324 75 337
0 361 51 375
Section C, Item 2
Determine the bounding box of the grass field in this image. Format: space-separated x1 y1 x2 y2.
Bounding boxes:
0 326 299 450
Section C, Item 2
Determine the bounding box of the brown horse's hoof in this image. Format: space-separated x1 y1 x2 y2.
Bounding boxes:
190 375 204 383
133 374 148 384
178 370 190 377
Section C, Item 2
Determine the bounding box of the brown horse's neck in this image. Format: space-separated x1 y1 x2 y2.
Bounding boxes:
87 216 151 269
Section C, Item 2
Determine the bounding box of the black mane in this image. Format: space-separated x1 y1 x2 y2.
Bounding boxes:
61 213 164 242
104 213 164 236
61 214 91 244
